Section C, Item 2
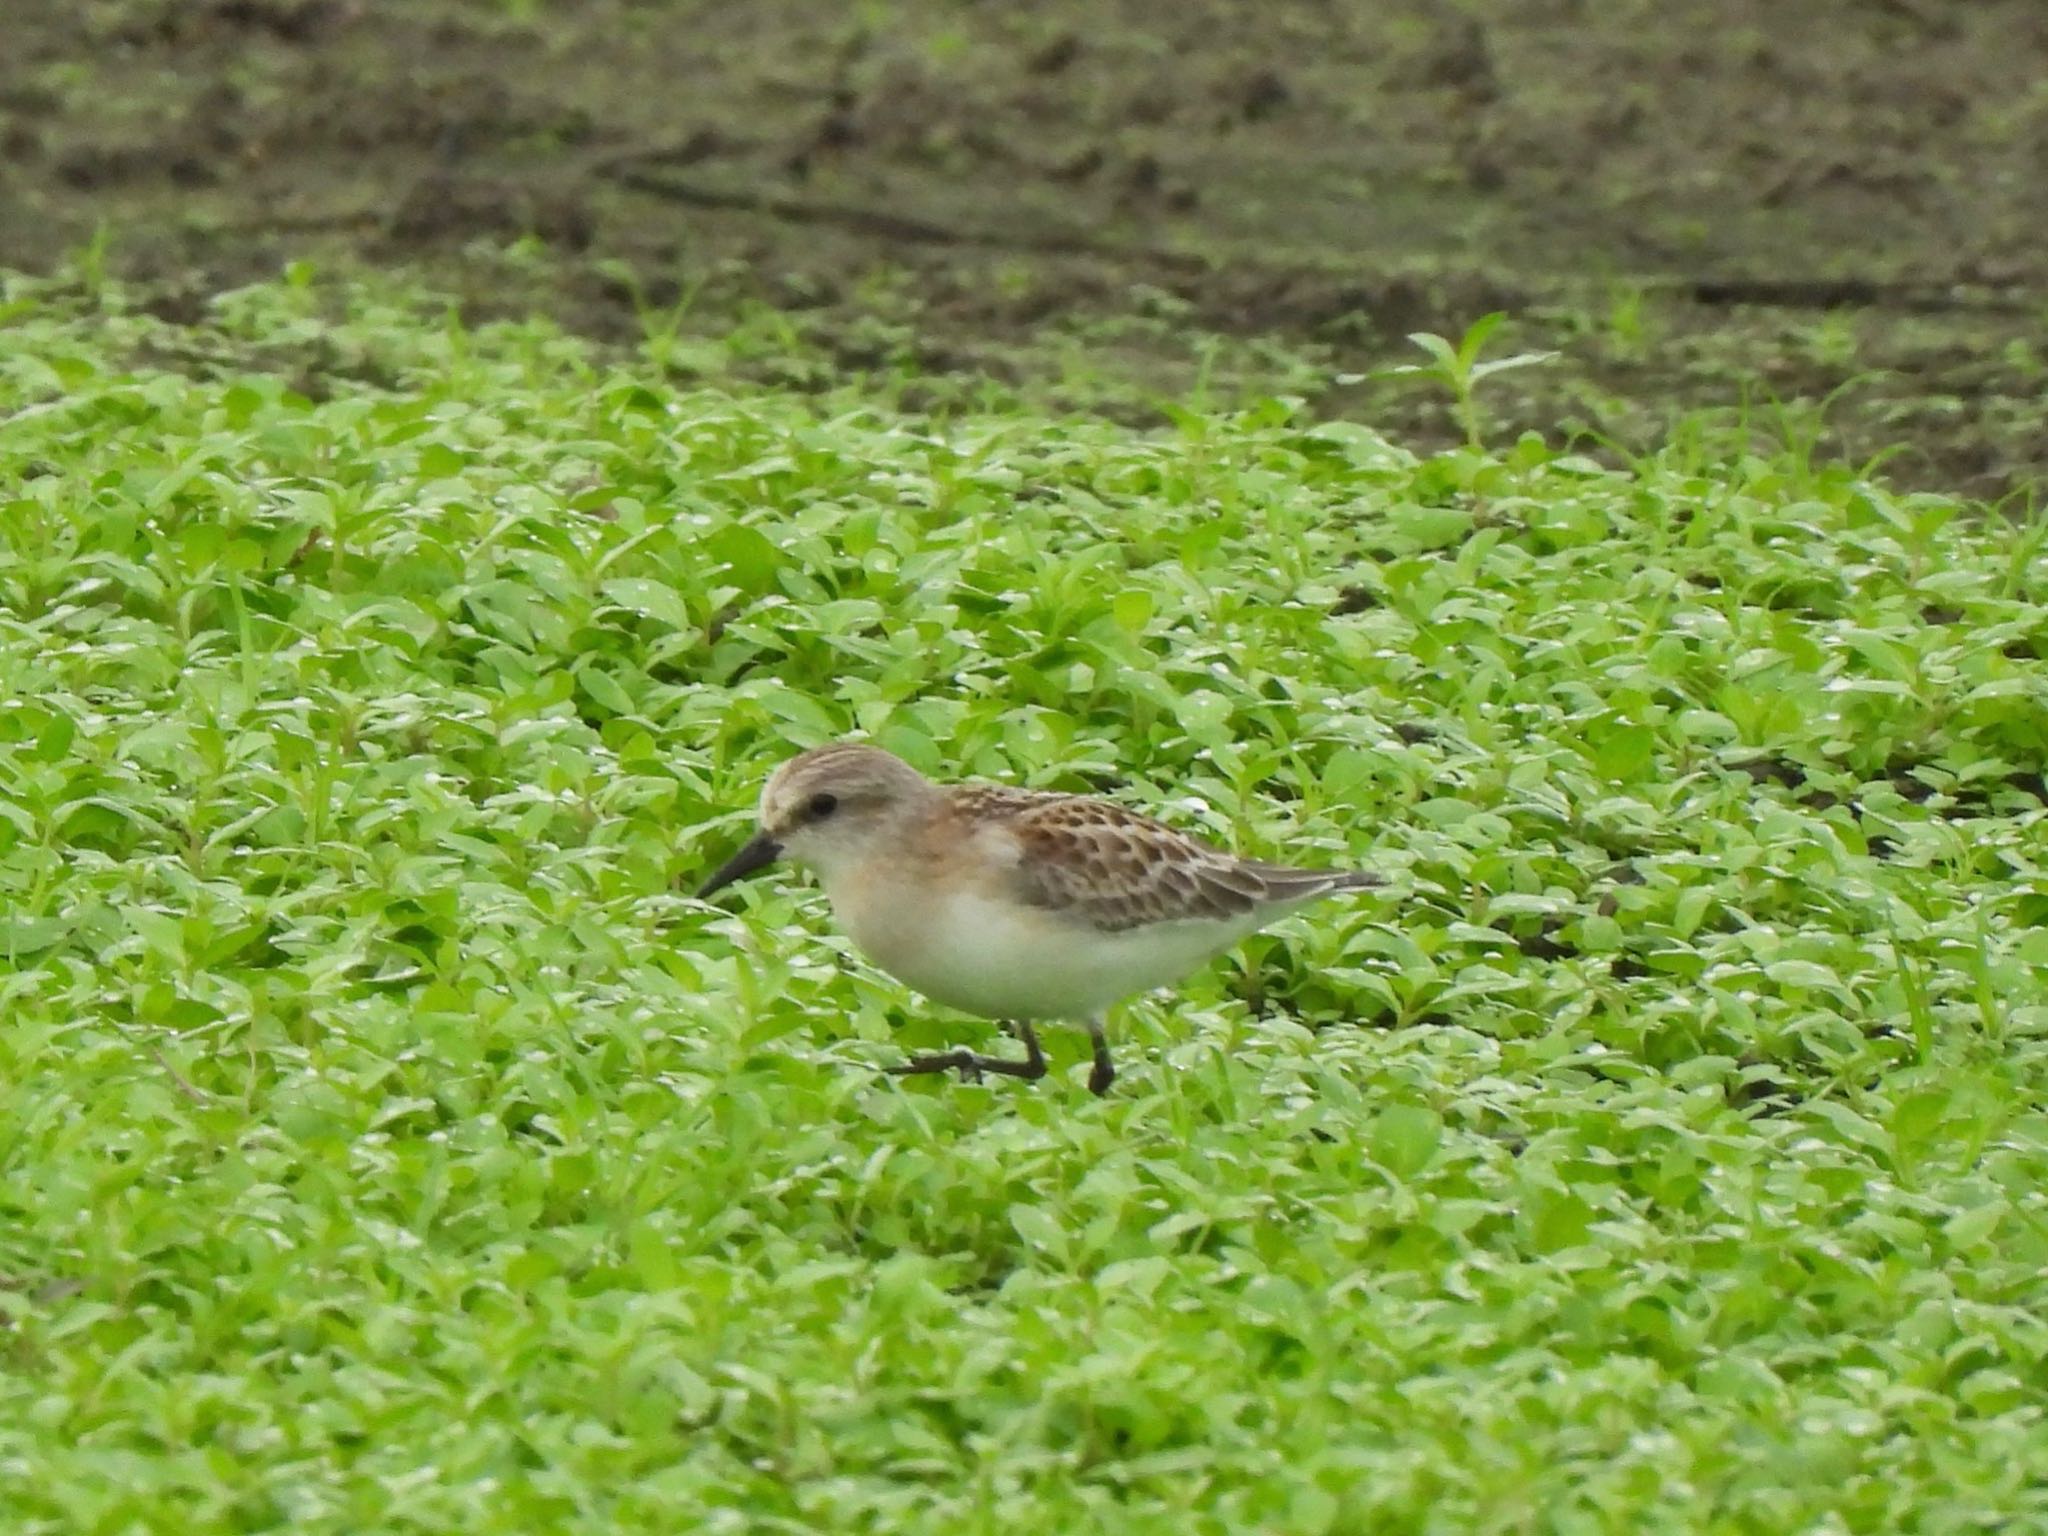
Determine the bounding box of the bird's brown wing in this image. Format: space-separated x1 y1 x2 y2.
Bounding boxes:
997 795 1293 932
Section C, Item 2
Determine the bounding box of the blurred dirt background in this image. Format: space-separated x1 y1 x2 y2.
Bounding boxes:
3 0 2044 496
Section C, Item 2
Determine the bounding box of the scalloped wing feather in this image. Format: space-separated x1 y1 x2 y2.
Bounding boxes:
995 794 1375 933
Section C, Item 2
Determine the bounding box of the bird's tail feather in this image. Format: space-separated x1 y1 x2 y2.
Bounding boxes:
1246 862 1386 900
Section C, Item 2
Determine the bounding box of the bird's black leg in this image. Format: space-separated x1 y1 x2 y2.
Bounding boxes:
1004 1020 1049 1077
1086 1018 1116 1097
888 1021 1048 1085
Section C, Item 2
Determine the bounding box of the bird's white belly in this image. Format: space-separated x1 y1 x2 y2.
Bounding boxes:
828 881 1256 1021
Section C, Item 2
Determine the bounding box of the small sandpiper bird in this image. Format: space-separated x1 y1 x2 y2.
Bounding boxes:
698 743 1381 1094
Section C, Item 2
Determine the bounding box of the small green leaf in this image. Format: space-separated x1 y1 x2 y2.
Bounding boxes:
1371 1103 1442 1178
707 523 782 587
1456 311 1506 365
599 577 692 629
1405 331 1460 369
1112 588 1155 632
0 917 72 956
1766 959 1841 992
1944 1202 2004 1250
1010 1206 1070 1261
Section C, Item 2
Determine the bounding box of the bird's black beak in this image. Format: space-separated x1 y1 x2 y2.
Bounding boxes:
697 831 783 898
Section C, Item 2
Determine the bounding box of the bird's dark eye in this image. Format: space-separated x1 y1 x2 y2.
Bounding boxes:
808 792 839 820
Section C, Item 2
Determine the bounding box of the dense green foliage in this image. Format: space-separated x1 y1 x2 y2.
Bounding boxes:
3 275 2046 1533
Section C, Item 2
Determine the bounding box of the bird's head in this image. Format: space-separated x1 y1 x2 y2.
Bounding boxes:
697 742 937 897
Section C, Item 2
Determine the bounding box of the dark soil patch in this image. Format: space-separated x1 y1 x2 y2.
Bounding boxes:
2 0 2044 497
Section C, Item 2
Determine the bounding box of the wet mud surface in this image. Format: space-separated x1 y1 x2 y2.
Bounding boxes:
3 0 2044 495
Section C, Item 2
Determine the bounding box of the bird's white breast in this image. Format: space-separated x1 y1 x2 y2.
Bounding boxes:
822 868 1263 1021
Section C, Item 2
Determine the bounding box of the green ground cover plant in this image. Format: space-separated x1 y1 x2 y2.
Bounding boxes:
2 271 2046 1533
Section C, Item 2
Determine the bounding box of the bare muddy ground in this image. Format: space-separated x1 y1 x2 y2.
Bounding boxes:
3 0 2043 496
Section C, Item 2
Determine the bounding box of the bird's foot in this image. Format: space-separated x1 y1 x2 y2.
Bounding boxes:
887 1049 985 1084
887 1022 1048 1086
